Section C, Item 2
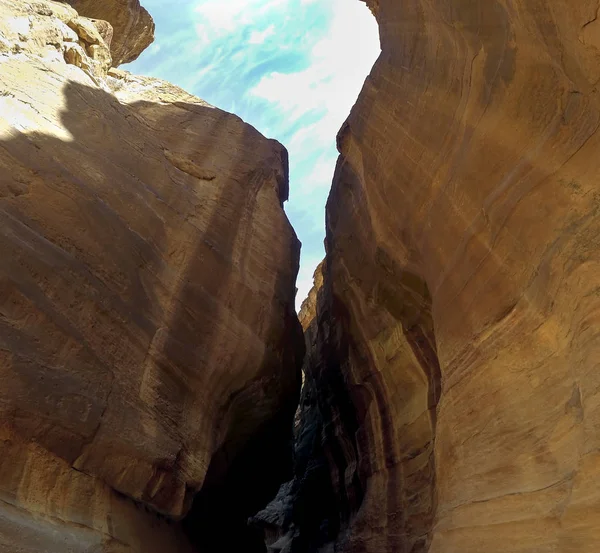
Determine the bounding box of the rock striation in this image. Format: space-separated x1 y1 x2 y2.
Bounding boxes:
0 1 302 551
273 0 600 552
5 0 600 551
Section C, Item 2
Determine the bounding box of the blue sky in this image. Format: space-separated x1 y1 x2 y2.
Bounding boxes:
125 0 380 307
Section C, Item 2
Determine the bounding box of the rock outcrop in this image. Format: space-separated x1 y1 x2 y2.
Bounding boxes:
62 0 154 65
276 0 600 552
0 1 302 552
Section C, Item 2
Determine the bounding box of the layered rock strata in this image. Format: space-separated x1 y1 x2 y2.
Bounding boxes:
275 0 600 552
0 1 302 551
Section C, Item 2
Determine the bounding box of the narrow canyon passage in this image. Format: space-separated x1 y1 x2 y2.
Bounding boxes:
1 1 600 553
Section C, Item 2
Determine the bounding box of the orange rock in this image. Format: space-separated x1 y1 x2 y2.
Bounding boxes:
63 0 154 65
297 0 600 551
0 1 302 551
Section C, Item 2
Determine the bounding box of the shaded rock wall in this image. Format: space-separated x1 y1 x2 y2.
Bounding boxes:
252 262 346 553
278 0 600 552
0 1 302 551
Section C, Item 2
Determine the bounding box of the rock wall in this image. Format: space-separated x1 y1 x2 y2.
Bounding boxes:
283 0 600 552
0 1 302 551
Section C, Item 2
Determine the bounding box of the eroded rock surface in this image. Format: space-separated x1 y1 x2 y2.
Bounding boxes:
63 0 154 65
0 1 302 551
282 0 600 552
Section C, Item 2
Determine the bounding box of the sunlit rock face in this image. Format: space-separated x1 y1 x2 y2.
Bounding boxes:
0 1 302 551
287 0 600 552
62 0 155 65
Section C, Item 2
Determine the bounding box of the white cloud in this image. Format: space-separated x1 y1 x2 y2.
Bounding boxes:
147 43 162 55
193 0 252 34
250 0 379 130
293 153 336 198
246 0 380 308
193 0 285 42
130 0 379 309
248 24 275 44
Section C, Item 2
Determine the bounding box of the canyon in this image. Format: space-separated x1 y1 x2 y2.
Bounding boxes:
1 0 600 552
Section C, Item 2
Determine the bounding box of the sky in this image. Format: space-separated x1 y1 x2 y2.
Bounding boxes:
125 0 380 307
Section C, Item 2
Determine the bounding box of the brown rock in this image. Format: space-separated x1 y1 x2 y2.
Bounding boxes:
0 1 302 551
294 0 600 552
0 0 112 75
298 260 324 331
0 426 197 553
63 0 154 65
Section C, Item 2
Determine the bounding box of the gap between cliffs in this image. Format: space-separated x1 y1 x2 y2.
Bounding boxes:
246 253 442 552
164 2 444 551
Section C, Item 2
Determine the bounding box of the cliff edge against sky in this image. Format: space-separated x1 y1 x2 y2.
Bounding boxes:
0 1 303 551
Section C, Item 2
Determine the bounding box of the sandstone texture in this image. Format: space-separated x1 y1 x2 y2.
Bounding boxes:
282 0 600 552
0 1 302 551
62 0 154 65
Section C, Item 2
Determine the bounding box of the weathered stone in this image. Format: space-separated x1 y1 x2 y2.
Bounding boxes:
289 0 600 552
63 0 154 65
0 426 197 553
0 1 302 551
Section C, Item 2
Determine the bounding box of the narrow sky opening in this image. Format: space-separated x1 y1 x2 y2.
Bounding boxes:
125 0 381 309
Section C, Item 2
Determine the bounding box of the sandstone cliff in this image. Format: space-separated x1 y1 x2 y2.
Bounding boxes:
273 0 600 552
62 0 155 65
0 1 302 552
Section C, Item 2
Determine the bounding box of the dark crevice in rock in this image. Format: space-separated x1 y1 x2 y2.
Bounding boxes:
251 251 443 552
182 288 304 552
182 408 299 553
